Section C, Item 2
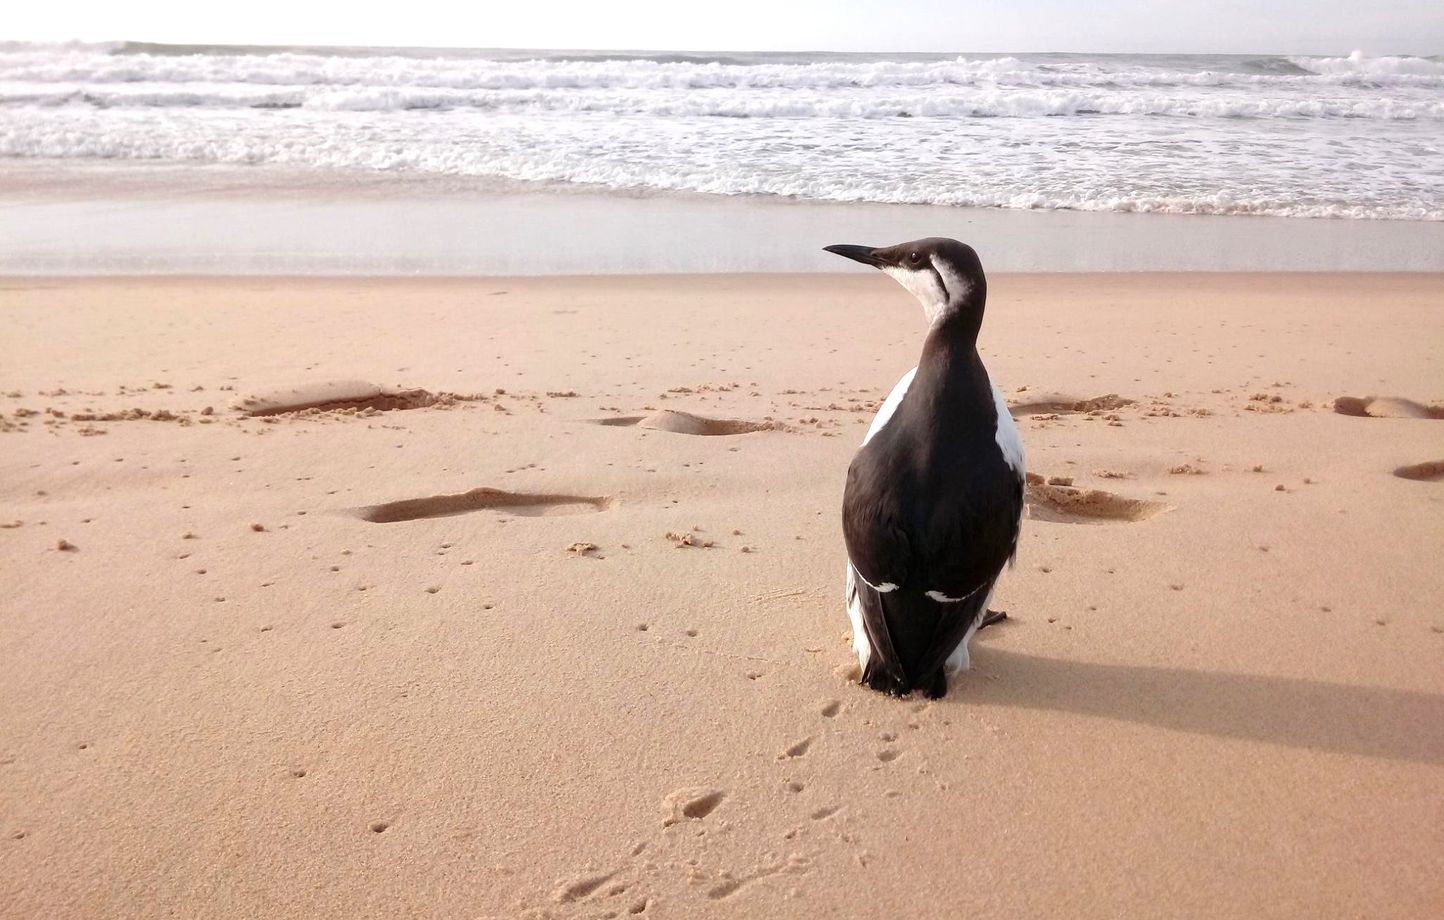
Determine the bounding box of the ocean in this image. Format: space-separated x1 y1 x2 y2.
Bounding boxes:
2 42 1442 222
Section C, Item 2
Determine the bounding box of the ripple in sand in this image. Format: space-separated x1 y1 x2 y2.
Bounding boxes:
1333 396 1444 420
1025 473 1170 524
354 488 613 523
1393 460 1444 482
236 380 478 417
1009 393 1134 416
588 409 782 436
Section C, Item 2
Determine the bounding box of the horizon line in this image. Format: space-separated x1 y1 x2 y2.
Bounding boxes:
4 38 1429 58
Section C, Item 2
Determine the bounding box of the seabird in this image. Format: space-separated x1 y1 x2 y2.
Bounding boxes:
826 237 1024 698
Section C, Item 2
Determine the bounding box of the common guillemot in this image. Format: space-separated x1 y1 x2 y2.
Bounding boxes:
826 238 1024 699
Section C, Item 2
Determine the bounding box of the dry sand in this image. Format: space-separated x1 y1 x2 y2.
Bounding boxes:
1 272 1442 918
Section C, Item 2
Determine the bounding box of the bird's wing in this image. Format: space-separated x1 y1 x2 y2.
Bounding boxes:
841 456 917 691
908 574 998 682
847 570 907 693
920 462 1025 601
893 466 1024 683
841 445 915 589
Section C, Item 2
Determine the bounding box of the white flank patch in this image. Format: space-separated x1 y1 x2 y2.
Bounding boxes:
990 380 1025 475
844 564 871 670
862 366 916 445
882 266 948 323
846 565 899 672
944 583 998 674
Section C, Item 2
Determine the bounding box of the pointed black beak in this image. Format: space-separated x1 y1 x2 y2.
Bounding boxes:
824 244 885 268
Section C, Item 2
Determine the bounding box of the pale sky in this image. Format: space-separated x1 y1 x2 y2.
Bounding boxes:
6 0 1442 55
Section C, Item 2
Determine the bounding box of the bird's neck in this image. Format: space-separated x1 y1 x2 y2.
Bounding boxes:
927 284 986 347
914 282 989 406
919 315 986 391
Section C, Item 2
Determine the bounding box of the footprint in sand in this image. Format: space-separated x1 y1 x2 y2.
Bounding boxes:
1394 460 1444 482
235 380 481 417
588 409 783 436
1025 473 1170 524
1009 393 1134 416
353 488 612 523
662 787 727 827
705 854 812 901
550 864 650 912
1333 396 1444 420
552 870 619 904
779 737 813 759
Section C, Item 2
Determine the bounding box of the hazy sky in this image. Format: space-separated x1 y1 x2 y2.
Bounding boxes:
7 0 1442 55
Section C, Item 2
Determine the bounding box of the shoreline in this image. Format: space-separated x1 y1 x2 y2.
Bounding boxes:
4 270 1441 281
4 161 1444 275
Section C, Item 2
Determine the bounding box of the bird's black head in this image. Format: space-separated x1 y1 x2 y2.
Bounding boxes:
824 237 986 324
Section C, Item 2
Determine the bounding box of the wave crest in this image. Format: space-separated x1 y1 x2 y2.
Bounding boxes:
4 46 1443 92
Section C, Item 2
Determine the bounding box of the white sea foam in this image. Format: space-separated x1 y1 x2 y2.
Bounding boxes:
6 82 1439 121
4 47 1443 91
1 44 1441 220
1293 51 1444 78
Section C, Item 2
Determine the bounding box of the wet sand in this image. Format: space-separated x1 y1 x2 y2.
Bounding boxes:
4 161 1444 275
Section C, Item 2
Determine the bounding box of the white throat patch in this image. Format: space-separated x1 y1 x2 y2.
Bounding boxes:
882 265 948 323
881 256 970 324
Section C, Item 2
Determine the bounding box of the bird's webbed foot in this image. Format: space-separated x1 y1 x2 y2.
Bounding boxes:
978 609 1008 630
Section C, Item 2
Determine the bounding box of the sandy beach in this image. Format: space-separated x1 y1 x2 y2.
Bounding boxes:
2 271 1442 918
